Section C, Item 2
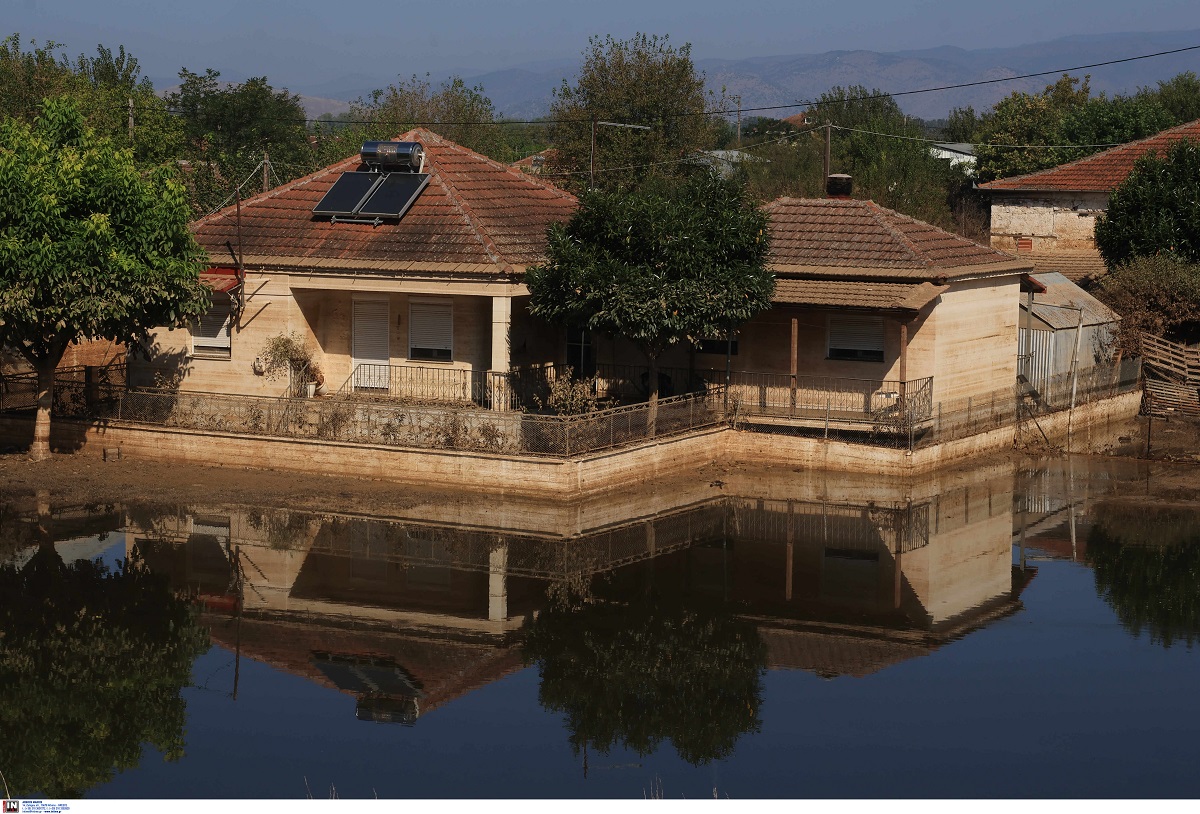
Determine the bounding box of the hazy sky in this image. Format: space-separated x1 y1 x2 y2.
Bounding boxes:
9 0 1200 93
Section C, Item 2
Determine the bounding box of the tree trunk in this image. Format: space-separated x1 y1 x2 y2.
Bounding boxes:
647 353 659 438
29 362 56 461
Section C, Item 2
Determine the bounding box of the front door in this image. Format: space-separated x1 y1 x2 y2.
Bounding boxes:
352 299 390 390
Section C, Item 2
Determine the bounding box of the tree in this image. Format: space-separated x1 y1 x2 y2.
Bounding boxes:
0 35 184 169
1137 71 1200 127
526 173 773 431
546 34 722 193
336 74 503 161
1095 138 1200 269
0 97 211 460
1091 255 1200 349
167 69 312 214
974 74 1093 182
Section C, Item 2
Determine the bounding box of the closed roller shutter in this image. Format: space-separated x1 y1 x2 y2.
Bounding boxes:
193 296 231 356
409 300 453 362
353 299 390 389
828 315 884 362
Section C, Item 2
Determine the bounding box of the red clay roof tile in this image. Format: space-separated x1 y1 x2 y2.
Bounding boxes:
978 118 1200 192
764 197 1021 280
191 129 578 273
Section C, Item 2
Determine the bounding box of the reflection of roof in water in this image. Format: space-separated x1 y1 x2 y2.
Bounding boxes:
204 612 523 718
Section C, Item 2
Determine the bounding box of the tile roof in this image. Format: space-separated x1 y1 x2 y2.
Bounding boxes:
773 279 947 313
1024 251 1108 283
765 197 1027 281
978 118 1200 192
192 129 577 273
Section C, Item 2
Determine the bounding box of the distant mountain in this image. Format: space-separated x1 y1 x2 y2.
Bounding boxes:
451 29 1200 122
257 29 1199 124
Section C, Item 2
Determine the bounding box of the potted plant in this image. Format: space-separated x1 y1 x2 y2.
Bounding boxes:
259 333 324 396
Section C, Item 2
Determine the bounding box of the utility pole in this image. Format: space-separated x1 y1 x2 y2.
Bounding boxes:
127 97 134 141
823 122 831 190
263 150 270 194
589 116 597 189
735 96 742 148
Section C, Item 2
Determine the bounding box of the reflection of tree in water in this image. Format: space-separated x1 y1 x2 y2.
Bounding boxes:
1088 509 1200 648
0 542 210 797
523 597 766 766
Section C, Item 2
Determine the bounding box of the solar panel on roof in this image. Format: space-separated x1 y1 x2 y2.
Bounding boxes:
355 173 430 219
313 172 383 216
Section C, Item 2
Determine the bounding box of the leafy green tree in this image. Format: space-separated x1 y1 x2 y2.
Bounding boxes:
167 68 312 213
526 173 772 430
0 532 210 796
1095 138 1200 269
523 598 766 765
1137 71 1200 126
807 85 970 227
0 97 211 460
0 35 184 169
974 74 1092 182
546 33 722 193
336 74 503 161
1091 255 1200 349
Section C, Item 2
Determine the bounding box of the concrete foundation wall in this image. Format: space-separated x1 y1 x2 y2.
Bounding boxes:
0 390 1141 497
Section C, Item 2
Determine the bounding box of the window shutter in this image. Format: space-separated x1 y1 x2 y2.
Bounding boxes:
352 299 390 389
829 316 884 361
409 301 453 362
193 297 231 353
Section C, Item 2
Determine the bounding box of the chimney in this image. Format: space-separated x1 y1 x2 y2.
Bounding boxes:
826 174 852 199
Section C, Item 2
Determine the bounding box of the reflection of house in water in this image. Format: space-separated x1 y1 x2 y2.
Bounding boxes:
125 464 1031 716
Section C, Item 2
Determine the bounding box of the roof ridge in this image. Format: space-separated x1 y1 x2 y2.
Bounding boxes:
978 117 1200 189
863 201 932 267
404 127 577 203
416 133 510 269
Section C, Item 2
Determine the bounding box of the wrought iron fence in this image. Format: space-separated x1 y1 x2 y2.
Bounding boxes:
507 362 709 411
56 383 724 459
338 363 517 410
0 364 127 415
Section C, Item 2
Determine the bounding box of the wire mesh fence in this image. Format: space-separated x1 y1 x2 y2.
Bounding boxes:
2 357 1142 458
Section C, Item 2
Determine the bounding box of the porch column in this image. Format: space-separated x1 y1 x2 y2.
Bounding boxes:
488 543 508 622
490 296 512 410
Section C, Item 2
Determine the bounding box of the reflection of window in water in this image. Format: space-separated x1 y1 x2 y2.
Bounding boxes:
401 535 453 589
821 548 882 603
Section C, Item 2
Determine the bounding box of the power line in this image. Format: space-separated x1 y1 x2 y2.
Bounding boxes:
131 41 1200 128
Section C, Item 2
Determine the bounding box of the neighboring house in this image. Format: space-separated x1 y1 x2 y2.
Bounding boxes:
590 196 1033 422
930 142 976 174
132 130 578 400
1018 271 1120 403
978 118 1200 283
690 149 766 179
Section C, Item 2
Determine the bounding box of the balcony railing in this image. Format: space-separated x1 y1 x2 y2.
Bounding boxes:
719 370 934 428
339 363 517 410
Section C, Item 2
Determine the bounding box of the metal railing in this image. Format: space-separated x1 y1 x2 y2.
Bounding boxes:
338 363 517 410
0 364 127 414
720 370 934 427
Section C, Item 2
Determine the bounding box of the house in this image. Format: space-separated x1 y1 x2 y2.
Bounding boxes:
131 130 578 401
587 193 1033 427
978 118 1200 282
930 142 976 174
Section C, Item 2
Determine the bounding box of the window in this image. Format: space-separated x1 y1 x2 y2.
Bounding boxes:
696 337 738 356
409 300 453 362
192 295 231 358
828 315 884 362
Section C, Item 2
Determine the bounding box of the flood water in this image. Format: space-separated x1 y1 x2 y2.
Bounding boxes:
2 456 1199 799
